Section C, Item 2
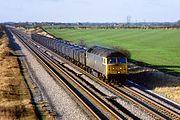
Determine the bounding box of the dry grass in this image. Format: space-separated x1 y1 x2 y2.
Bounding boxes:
154 86 180 102
26 27 54 38
152 73 180 102
0 31 37 120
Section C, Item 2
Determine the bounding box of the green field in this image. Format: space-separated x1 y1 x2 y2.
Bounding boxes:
45 28 180 74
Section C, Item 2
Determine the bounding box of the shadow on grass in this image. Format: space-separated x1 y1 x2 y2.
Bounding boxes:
128 59 180 90
129 59 180 77
0 25 3 36
0 32 3 38
128 72 180 89
5 28 22 51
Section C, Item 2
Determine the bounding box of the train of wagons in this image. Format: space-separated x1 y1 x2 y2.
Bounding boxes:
31 33 128 83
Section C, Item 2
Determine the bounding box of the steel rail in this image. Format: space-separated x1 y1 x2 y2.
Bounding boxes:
120 85 180 120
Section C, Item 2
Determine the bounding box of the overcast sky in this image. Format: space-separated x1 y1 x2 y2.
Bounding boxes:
0 0 180 23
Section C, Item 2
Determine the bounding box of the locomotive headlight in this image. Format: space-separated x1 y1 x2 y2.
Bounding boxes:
119 67 122 69
113 68 114 69
118 72 120 73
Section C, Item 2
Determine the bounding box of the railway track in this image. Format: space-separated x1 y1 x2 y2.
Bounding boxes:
127 80 180 113
9 27 134 120
10 27 180 120
89 72 180 119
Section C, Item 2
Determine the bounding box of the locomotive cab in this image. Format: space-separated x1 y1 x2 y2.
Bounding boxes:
107 57 127 73
105 56 128 80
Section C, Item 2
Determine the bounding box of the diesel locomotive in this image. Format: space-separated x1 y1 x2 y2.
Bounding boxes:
31 34 128 83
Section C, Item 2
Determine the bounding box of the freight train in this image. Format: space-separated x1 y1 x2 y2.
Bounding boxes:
31 34 128 83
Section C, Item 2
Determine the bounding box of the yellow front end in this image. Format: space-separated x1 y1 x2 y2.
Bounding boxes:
103 57 128 80
107 64 128 75
106 64 127 80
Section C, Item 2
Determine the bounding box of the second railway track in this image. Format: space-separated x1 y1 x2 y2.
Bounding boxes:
119 82 180 120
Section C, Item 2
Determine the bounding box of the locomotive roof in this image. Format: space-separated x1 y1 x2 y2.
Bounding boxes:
87 46 127 57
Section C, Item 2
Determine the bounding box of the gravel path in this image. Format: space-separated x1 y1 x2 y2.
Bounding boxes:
11 31 90 120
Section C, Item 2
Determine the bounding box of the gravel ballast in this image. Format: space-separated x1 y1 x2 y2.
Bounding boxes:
11 32 90 120
81 76 154 119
